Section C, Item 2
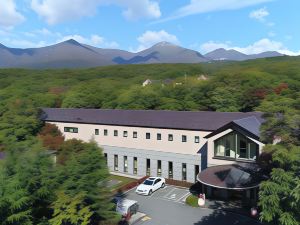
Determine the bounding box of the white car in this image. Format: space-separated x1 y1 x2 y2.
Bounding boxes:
135 177 165 195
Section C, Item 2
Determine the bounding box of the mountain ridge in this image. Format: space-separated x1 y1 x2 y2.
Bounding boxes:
0 39 287 68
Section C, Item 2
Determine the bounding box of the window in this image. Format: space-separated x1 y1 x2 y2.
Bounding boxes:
104 153 107 165
133 131 137 138
64 127 78 133
146 158 151 176
146 133 151 139
114 130 118 137
95 129 99 135
104 129 108 136
168 134 173 141
225 139 231 157
157 133 161 140
124 156 128 172
168 161 173 179
154 178 161 184
114 155 118 171
182 163 187 181
238 138 247 159
195 136 200 143
123 131 128 137
214 132 259 161
182 135 187 142
157 160 162 176
249 143 258 160
215 132 235 158
195 165 199 182
133 157 137 174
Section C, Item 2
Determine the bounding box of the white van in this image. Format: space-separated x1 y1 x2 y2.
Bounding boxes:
116 199 139 217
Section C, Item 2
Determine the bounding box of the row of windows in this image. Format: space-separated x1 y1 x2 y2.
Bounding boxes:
95 128 200 143
111 154 200 182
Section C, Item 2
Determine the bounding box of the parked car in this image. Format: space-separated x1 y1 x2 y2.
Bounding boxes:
136 177 165 195
116 198 139 218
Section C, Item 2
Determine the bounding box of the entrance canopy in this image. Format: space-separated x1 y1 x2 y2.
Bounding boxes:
197 164 265 190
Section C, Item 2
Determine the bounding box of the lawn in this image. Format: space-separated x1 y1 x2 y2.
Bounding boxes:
107 174 137 192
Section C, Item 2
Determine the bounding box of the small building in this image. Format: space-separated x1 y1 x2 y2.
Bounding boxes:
142 79 174 87
41 108 266 203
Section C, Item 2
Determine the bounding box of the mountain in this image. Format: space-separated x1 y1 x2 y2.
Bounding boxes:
204 48 248 61
248 51 284 59
0 39 116 68
0 40 287 69
204 48 284 61
114 42 208 64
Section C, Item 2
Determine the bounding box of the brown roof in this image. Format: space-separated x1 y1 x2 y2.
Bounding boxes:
197 164 265 190
41 108 264 131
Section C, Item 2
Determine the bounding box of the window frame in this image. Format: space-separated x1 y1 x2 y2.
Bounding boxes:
123 131 128 137
182 135 187 142
194 136 200 143
133 157 138 174
114 130 118 137
114 155 118 171
168 161 173 179
214 132 258 161
95 129 99 135
157 133 162 140
157 160 162 177
146 132 151 140
133 131 137 138
123 156 128 173
182 163 187 181
104 129 108 136
64 127 78 133
168 134 173 142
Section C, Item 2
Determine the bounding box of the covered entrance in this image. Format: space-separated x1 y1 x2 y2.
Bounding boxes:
196 164 264 207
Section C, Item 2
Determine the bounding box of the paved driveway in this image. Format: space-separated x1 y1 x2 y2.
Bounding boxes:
123 185 262 225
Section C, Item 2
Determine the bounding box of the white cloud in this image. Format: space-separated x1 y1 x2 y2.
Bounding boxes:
35 28 62 38
200 41 231 53
0 0 25 28
58 34 119 48
31 0 161 25
2 38 46 48
249 7 269 22
200 38 300 56
156 0 273 23
133 30 179 52
115 0 161 21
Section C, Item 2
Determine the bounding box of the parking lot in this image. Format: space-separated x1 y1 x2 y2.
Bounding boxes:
124 185 262 225
150 185 190 204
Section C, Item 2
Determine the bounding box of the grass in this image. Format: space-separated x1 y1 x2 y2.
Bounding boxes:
186 194 199 207
107 174 137 191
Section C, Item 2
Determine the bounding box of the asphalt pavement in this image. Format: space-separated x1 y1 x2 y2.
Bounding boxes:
123 185 262 225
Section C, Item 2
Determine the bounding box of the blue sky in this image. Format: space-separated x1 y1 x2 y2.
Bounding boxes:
0 0 299 55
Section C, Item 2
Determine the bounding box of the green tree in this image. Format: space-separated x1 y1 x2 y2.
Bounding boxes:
258 93 300 225
57 141 117 224
259 145 300 225
0 148 57 225
50 192 93 225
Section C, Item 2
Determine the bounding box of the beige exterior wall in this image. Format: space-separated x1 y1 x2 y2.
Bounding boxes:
49 121 264 175
50 122 210 156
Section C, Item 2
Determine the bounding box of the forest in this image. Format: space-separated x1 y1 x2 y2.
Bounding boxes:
0 56 299 225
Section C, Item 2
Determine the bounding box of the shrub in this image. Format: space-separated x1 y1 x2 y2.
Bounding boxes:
185 195 199 207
